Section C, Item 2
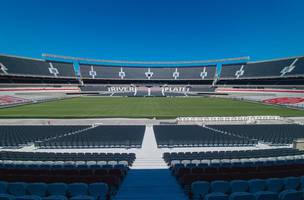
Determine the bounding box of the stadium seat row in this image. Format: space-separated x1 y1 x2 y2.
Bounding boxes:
209 124 304 145
0 161 129 170
0 151 135 165
0 182 108 200
0 126 88 147
175 161 304 187
191 176 304 200
169 154 304 169
154 125 256 148
35 126 145 149
0 125 145 149
163 148 303 164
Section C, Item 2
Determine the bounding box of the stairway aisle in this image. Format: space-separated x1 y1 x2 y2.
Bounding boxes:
113 125 188 200
113 169 188 200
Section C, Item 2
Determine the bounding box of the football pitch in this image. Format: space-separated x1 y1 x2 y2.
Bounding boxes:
0 96 303 118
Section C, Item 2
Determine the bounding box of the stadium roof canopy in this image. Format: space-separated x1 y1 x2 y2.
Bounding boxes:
42 53 250 67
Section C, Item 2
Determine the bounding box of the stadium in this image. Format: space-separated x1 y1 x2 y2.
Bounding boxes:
1 1 304 200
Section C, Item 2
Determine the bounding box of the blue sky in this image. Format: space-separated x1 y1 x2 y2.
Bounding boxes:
0 0 303 63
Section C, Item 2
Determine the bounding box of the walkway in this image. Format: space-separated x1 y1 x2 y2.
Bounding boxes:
113 125 188 200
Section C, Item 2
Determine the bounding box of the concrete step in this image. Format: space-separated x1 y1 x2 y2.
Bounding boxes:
113 125 188 200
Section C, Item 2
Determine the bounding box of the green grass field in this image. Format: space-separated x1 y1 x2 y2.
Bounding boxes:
0 97 303 118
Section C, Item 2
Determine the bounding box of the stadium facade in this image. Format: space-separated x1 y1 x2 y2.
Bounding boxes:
0 53 304 98
1 54 303 84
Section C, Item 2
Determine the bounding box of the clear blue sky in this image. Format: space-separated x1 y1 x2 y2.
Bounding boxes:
0 0 303 63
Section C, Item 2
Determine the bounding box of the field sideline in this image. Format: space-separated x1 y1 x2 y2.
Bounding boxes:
0 96 303 118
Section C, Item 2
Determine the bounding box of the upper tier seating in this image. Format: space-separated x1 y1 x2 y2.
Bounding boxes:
0 126 88 147
190 177 304 200
218 56 304 86
153 125 256 147
0 55 76 78
220 56 304 80
80 65 216 80
163 148 304 165
208 124 304 145
37 126 145 148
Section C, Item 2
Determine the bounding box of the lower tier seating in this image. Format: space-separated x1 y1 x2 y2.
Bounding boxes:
209 124 304 145
191 176 304 200
0 152 135 165
163 148 304 165
0 167 126 193
36 126 145 149
0 181 109 200
0 126 88 148
154 125 255 147
174 162 304 189
0 152 135 194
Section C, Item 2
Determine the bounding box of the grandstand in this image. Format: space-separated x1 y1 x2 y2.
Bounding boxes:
0 54 77 83
0 53 304 200
219 56 304 85
0 53 303 98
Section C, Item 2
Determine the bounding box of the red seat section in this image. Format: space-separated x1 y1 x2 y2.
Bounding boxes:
0 95 31 106
263 97 304 105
